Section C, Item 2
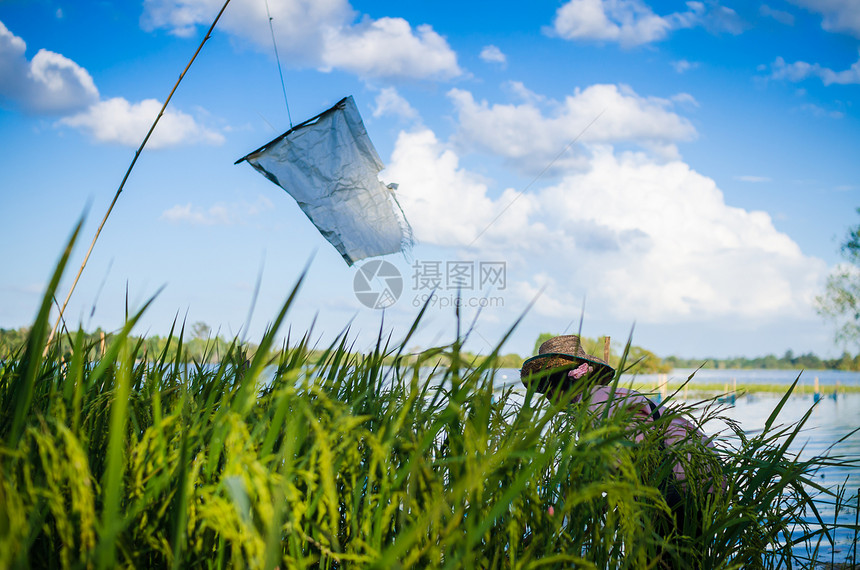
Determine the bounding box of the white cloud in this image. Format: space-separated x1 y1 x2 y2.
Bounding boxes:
770 51 860 85
551 145 822 321
671 59 698 73
702 4 745 35
1 19 221 146
322 18 460 79
548 0 701 46
162 202 231 225
373 87 418 121
142 0 234 37
789 0 860 37
769 57 816 81
760 5 795 26
389 129 826 323
0 20 99 114
504 81 548 105
796 103 845 119
386 129 536 247
59 97 225 148
160 195 274 225
548 0 743 46
141 0 461 80
735 175 772 182
480 45 507 66
670 92 698 106
447 83 696 173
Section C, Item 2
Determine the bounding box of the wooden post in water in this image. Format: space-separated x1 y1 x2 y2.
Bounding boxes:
653 374 667 402
814 376 820 403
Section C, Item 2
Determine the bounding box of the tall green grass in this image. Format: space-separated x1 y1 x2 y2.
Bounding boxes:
1 230 858 569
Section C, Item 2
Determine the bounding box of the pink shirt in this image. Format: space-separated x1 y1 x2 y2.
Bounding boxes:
572 386 719 486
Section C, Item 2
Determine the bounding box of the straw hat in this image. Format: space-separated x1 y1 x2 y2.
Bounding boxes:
520 335 614 393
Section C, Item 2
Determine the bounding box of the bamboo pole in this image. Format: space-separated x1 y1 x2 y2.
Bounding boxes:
45 0 233 350
603 336 610 362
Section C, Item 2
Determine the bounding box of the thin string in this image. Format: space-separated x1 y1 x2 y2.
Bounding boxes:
265 0 293 128
466 109 605 248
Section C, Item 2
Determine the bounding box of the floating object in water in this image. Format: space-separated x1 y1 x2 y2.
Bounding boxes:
717 393 736 405
236 96 413 266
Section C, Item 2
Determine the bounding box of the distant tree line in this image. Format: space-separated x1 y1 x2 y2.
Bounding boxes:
664 350 860 372
3 326 860 372
0 322 242 364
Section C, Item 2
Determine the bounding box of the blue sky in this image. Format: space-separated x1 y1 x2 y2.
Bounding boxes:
1 0 859 361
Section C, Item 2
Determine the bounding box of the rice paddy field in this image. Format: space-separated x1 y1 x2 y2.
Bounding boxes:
1 229 859 569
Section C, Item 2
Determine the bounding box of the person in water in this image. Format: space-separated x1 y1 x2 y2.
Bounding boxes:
520 335 722 564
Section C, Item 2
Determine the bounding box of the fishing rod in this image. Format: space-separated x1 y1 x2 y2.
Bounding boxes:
46 0 233 350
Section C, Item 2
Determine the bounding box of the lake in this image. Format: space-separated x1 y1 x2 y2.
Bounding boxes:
716 388 860 565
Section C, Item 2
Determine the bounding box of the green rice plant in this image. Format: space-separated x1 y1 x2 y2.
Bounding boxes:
1 228 858 569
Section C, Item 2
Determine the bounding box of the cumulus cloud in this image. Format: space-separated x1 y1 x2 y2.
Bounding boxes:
386 129 536 247
321 18 460 79
1 19 224 146
0 20 99 114
59 98 225 148
160 195 274 225
548 0 700 46
388 128 826 323
541 149 826 321
141 0 461 80
769 51 860 85
788 0 860 37
480 45 507 66
548 0 743 46
373 87 418 121
447 83 697 173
